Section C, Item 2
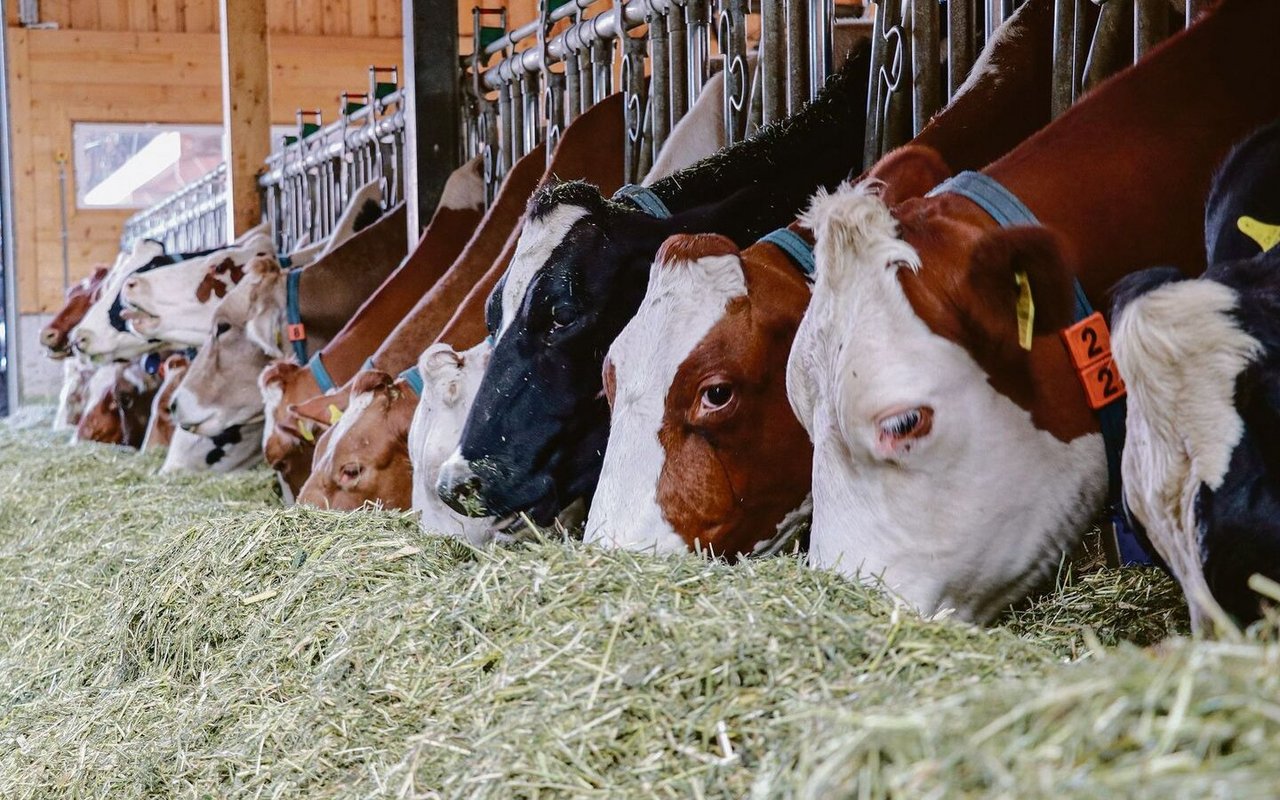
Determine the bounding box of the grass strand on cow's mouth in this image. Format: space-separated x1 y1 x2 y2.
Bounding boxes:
3 409 1278 798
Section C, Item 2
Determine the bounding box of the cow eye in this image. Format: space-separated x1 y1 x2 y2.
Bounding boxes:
875 406 934 454
550 304 576 330
215 322 231 337
700 383 734 411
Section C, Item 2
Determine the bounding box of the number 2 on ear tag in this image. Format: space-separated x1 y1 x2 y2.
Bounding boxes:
1078 356 1126 410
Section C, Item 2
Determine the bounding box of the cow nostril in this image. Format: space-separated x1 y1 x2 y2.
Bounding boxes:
40 328 58 346
439 472 487 517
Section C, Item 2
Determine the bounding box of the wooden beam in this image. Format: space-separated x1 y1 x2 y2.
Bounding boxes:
219 0 272 239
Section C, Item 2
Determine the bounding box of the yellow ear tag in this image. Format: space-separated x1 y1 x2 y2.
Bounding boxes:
298 420 315 443
1238 215 1280 254
327 404 343 425
1014 269 1035 351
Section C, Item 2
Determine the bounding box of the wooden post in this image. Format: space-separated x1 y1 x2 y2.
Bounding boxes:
219 0 272 240
402 0 460 242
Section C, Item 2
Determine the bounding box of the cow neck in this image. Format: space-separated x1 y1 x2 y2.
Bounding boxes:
928 170 1136 553
643 40 870 215
292 203 410 354
987 0 1280 300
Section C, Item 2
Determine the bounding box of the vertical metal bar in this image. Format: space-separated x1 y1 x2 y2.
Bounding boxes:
910 0 940 135
545 72 565 154
497 82 513 174
881 3 911 152
621 34 648 184
593 38 613 102
508 78 526 161
1050 0 1075 117
785 0 809 115
0 0 19 413
948 0 975 100
648 2 671 153
402 0 458 240
807 0 833 103
667 4 689 123
760 0 787 125
564 47 582 125
1134 0 1169 61
1082 0 1133 93
1187 0 1207 24
685 0 710 107
1071 0 1091 104
719 0 748 145
577 47 594 114
864 0 889 165
984 0 1006 39
522 71 541 154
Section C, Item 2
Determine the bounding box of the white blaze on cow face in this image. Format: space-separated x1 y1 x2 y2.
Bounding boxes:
1112 278 1262 635
495 204 590 339
409 342 496 544
787 184 1106 622
584 241 748 554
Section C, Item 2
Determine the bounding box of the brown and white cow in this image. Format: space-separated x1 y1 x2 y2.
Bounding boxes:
41 265 109 358
141 352 190 452
74 359 161 448
784 0 1280 622
586 0 1058 558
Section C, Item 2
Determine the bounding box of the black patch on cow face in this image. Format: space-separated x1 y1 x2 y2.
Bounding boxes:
205 424 243 465
455 182 786 521
1205 117 1280 264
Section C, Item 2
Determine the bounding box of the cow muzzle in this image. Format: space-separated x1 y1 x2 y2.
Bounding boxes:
436 452 489 517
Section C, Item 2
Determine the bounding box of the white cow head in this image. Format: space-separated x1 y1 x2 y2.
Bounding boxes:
785 183 1106 622
410 341 496 544
70 239 166 362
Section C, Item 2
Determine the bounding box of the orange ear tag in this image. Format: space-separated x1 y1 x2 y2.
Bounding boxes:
287 323 307 342
1060 311 1126 410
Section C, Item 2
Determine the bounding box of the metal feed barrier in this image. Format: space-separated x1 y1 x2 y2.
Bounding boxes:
124 0 1206 256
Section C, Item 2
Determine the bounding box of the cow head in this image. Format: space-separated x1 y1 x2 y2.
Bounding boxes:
170 257 284 439
297 370 415 510
437 181 708 523
71 239 168 362
120 233 273 346
410 342 495 544
585 233 813 559
74 360 160 448
259 360 321 502
785 183 1106 622
141 353 191 452
42 265 109 358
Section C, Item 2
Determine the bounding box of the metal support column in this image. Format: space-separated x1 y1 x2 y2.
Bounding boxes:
0 0 18 413
402 0 460 241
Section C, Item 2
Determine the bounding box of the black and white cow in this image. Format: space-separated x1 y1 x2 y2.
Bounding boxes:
435 40 873 523
1112 118 1280 633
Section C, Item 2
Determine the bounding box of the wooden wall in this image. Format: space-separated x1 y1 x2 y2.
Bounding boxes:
4 0 403 37
8 27 403 313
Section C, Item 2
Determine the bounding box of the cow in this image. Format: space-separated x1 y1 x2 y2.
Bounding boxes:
584 0 1058 558
119 231 276 346
73 359 160 448
141 352 190 452
169 206 409 445
782 0 1280 623
1112 118 1280 634
437 40 875 525
159 423 265 474
409 342 496 543
70 238 168 362
41 264 109 358
54 357 98 432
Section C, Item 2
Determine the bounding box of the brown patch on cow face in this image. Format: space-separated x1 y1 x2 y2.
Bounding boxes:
144 354 190 451
43 265 110 357
261 360 320 496
297 374 415 511
655 241 814 558
195 257 249 303
892 196 1097 443
656 233 740 269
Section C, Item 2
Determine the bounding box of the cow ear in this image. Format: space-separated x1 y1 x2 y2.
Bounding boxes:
868 144 952 206
966 226 1076 351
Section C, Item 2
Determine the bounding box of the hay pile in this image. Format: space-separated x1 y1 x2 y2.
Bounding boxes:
2 412 1277 798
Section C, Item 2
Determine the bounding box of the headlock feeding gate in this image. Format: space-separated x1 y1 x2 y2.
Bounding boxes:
120 0 1208 256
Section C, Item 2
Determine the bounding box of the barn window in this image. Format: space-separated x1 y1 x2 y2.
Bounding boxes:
73 123 295 209
73 123 225 209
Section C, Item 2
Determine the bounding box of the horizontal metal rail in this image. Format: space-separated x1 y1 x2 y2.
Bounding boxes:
120 163 228 254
